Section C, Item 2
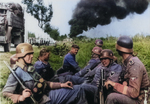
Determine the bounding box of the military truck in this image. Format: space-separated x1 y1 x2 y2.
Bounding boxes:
0 2 24 52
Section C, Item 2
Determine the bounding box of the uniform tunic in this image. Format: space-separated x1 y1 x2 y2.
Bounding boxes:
91 62 122 87
34 60 54 81
75 58 100 77
106 55 150 104
63 53 80 74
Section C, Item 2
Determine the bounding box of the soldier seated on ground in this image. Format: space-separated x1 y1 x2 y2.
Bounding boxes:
34 48 54 81
85 49 122 101
2 43 98 104
56 44 80 76
104 36 150 104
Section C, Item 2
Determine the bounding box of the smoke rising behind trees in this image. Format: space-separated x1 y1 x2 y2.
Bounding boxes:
69 0 149 37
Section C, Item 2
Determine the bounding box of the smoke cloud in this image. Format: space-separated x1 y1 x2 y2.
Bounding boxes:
69 0 149 37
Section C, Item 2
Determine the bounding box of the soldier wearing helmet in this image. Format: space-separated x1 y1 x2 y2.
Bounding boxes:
74 46 102 77
83 49 122 102
95 39 103 48
90 49 122 86
3 43 97 104
105 36 150 104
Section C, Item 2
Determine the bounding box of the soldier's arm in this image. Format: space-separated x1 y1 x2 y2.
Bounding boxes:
2 74 25 103
90 67 101 86
46 81 73 89
105 65 142 98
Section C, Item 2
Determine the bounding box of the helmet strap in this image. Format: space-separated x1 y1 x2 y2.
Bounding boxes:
22 57 32 66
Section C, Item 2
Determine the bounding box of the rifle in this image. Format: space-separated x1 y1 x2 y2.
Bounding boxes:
99 68 105 104
3 61 38 104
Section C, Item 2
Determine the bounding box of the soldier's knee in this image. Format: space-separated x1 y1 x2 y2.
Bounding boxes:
106 93 116 100
105 93 119 104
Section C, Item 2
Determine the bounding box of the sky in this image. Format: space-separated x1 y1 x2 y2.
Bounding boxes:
1 0 150 39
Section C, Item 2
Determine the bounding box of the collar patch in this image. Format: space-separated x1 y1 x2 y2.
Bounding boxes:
129 59 134 66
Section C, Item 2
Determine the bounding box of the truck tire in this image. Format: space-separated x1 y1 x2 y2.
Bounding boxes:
4 43 11 52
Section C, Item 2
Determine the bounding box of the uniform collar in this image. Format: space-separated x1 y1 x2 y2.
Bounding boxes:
39 60 48 65
16 61 29 72
123 55 133 66
16 61 25 69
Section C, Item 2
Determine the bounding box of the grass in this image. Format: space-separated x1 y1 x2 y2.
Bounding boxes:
0 35 150 103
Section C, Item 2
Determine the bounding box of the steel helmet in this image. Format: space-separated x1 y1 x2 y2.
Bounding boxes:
95 39 103 47
100 49 114 60
92 47 102 55
16 43 34 58
116 35 133 53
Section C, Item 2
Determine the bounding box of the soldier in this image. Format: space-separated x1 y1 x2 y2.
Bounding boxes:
104 36 150 104
84 49 122 102
2 43 97 104
90 49 122 86
75 46 102 77
95 39 103 48
57 44 80 76
34 48 54 81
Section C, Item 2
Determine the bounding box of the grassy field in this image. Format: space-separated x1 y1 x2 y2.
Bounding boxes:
0 35 150 103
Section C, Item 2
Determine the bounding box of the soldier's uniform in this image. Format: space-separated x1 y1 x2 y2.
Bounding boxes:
105 36 150 104
75 58 101 77
91 62 122 87
106 55 150 104
34 60 54 81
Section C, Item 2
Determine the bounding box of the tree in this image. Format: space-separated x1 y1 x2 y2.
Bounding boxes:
22 0 62 40
22 0 53 29
28 32 35 38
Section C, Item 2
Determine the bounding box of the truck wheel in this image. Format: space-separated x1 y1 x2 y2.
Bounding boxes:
4 43 11 52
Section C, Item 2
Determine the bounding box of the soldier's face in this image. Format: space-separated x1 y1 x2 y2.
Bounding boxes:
44 52 50 61
71 48 79 55
101 58 110 67
24 53 33 64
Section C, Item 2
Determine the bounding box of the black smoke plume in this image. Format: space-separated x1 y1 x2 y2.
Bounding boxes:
69 0 149 37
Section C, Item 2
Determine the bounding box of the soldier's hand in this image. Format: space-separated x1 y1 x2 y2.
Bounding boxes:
104 80 115 89
22 89 32 100
19 89 32 101
61 81 73 89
